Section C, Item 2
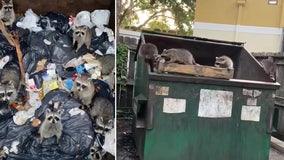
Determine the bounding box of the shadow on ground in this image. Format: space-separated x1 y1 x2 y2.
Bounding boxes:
117 118 140 160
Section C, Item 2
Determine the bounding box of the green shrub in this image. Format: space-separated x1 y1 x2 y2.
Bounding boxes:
116 43 128 91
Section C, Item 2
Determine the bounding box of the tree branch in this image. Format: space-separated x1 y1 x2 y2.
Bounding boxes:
0 19 25 82
135 9 169 29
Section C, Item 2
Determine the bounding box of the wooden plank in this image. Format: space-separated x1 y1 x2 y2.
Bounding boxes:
158 62 234 79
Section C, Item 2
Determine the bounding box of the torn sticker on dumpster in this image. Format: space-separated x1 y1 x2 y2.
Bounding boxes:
163 98 186 113
241 105 261 122
247 98 257 106
156 86 169 96
198 89 233 118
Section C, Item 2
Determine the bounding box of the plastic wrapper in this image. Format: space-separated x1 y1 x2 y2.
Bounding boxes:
16 9 42 32
91 10 110 27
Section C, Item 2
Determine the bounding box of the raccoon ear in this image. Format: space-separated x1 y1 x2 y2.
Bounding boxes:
46 108 51 114
1 1 5 4
57 109 64 115
108 119 113 126
99 117 103 122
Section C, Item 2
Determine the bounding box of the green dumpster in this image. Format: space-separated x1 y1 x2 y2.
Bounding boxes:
132 31 280 160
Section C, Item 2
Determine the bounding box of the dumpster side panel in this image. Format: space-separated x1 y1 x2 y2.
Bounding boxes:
132 54 150 158
143 81 273 160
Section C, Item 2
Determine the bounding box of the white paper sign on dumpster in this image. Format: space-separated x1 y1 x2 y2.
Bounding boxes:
198 89 233 118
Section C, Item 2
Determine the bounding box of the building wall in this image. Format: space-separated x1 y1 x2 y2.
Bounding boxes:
193 0 284 53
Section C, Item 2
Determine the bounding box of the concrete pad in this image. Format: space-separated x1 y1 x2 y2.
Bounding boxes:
271 136 284 153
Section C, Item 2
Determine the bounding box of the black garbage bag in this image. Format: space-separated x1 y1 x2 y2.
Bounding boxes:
50 34 79 78
4 89 94 160
50 34 75 64
22 51 47 74
90 28 110 55
0 118 13 148
22 30 61 74
38 12 70 34
28 30 61 57
0 32 16 60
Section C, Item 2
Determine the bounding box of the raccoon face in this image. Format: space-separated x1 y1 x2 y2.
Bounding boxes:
96 116 113 130
215 56 226 65
74 26 88 38
74 74 92 92
90 146 103 160
0 81 16 102
45 109 63 124
75 81 88 92
2 0 13 12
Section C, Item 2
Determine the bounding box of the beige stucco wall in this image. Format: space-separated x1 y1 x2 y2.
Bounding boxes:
194 0 284 52
193 22 282 52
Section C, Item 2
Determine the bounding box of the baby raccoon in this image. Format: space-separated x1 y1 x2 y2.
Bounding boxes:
39 108 63 144
72 73 95 108
261 56 277 81
214 55 234 69
139 43 158 62
96 54 115 75
139 43 159 71
0 0 15 26
161 48 196 65
90 97 114 133
0 81 16 103
0 63 21 104
73 25 92 52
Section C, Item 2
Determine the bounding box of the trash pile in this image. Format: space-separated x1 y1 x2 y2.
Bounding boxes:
0 8 115 160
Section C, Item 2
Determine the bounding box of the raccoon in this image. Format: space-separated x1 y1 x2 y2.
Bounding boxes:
0 0 15 26
0 81 16 102
96 54 115 75
90 97 114 133
0 62 21 103
161 48 196 65
214 55 234 69
139 43 159 71
261 56 277 81
89 145 104 160
39 108 63 144
139 43 158 62
72 73 95 108
73 25 92 52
